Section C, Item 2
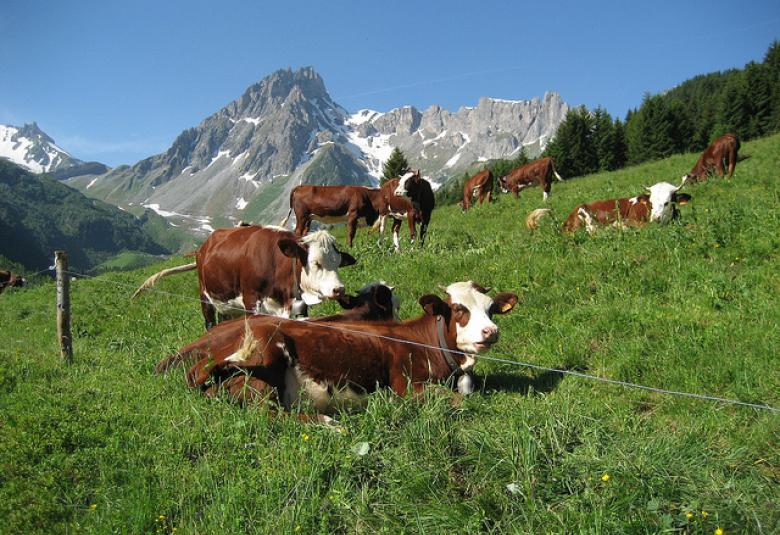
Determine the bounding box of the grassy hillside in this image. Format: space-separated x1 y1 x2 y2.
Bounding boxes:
0 160 174 272
1 134 778 534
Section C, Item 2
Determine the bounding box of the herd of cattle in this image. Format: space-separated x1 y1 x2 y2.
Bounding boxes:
1 133 741 422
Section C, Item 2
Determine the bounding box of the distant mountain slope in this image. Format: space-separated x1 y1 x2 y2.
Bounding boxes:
0 160 178 271
0 122 109 177
67 67 569 231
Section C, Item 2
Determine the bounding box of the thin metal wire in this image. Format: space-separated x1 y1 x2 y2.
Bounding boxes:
61 268 780 413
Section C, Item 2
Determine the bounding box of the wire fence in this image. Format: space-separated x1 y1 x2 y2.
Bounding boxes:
38 266 779 415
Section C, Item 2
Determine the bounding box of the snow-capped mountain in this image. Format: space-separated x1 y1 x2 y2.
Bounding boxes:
0 122 108 178
68 67 569 231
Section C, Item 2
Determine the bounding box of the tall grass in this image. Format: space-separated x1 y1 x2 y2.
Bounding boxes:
1 135 779 534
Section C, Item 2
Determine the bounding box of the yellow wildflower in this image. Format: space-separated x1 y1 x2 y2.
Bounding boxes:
302 433 310 442
89 504 97 511
686 512 694 520
715 528 724 535
601 473 610 482
702 511 710 518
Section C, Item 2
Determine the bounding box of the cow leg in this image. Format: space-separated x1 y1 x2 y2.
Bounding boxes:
407 212 416 243
419 221 428 247
543 183 551 201
346 214 358 247
200 293 217 330
392 218 402 253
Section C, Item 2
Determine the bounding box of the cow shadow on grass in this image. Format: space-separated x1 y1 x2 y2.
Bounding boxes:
474 364 586 396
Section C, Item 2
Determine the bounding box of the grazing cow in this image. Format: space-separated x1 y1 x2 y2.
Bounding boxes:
683 133 740 183
133 226 356 328
186 281 518 417
562 181 691 233
155 281 400 375
0 270 26 294
461 169 494 211
389 170 435 248
498 157 563 201
280 185 387 247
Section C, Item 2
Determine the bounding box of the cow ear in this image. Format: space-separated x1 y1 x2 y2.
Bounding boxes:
674 193 692 205
373 284 393 311
339 251 357 267
490 292 518 315
418 294 448 316
278 239 307 262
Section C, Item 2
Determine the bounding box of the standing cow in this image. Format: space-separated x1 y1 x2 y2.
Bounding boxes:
280 185 386 247
133 226 356 328
683 133 740 183
461 169 493 211
389 170 435 248
498 157 563 201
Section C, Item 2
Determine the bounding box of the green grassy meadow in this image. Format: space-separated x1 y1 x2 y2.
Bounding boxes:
1 134 779 534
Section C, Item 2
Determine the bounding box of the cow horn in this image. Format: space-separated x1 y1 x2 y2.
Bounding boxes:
643 184 651 192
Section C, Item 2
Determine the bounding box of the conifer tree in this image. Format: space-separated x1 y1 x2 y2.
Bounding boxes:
381 147 409 185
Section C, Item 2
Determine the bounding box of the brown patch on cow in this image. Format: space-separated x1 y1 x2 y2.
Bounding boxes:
499 157 562 200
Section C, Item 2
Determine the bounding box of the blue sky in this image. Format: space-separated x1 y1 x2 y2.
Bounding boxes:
2 0 778 166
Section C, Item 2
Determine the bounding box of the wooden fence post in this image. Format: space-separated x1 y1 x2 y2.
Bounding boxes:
55 251 73 361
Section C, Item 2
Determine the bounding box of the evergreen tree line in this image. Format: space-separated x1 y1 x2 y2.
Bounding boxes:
544 41 780 177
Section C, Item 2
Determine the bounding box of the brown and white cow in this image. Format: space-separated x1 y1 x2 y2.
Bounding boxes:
388 170 435 249
377 176 420 253
683 133 740 183
498 157 563 201
186 281 518 414
562 182 691 233
280 185 387 247
133 226 356 328
0 270 26 294
461 169 493 211
155 281 400 375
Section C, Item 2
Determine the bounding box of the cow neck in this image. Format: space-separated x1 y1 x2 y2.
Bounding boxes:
436 315 460 374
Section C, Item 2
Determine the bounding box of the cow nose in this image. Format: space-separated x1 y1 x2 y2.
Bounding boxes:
482 325 498 341
332 286 346 298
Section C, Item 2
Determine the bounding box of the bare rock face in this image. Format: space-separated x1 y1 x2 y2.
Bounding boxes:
67 67 569 232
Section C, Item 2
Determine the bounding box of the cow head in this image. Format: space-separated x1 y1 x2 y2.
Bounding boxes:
277 230 356 305
393 170 421 197
498 175 509 193
337 281 401 321
644 181 692 223
419 281 518 355
0 270 26 292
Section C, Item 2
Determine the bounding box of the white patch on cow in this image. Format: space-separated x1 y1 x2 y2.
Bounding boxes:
394 171 416 197
457 374 474 395
444 281 499 355
224 321 260 364
298 230 347 303
646 182 680 223
578 207 596 234
629 196 640 205
284 366 368 413
392 227 400 252
202 290 246 317
543 190 549 201
257 297 291 318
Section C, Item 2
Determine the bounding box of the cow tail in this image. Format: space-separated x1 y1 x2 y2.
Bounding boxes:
552 161 564 182
131 262 197 299
279 186 298 227
279 208 293 228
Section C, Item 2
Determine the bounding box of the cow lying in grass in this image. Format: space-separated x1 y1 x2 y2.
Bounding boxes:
184 281 518 418
158 282 399 408
0 270 26 294
562 181 691 233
